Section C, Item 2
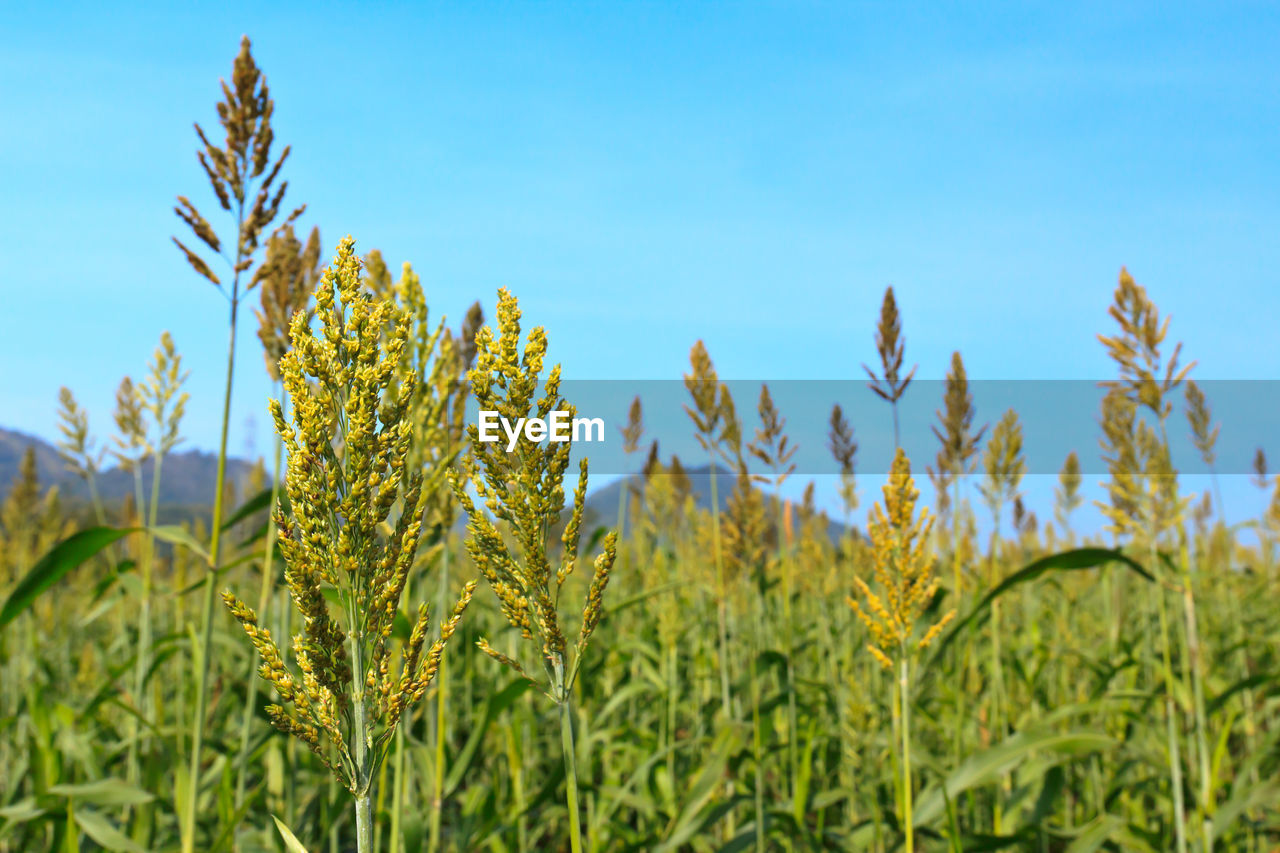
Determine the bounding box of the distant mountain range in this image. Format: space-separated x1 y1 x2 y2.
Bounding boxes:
0 427 257 510
1 426 842 540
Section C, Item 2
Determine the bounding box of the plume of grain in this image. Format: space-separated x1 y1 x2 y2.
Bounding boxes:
748 384 797 490
828 403 859 520
863 286 917 447
1097 268 1194 418
55 388 107 525
1054 451 1083 537
459 300 485 372
223 237 474 853
176 41 304 851
449 287 617 853
929 352 986 594
979 409 1025 535
256 224 322 379
1098 268 1204 853
846 448 954 853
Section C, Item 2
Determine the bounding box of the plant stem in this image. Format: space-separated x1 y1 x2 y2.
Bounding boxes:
560 695 584 853
182 286 239 853
355 792 374 853
707 456 735 839
1157 580 1188 853
900 656 913 853
750 596 766 853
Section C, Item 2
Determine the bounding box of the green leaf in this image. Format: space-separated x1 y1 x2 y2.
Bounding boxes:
444 677 535 797
1064 815 1124 853
47 779 154 807
656 727 744 851
149 525 212 565
931 548 1153 658
1214 777 1280 838
74 807 148 853
1206 672 1274 716
273 815 311 853
0 797 45 823
0 527 133 629
913 728 1113 828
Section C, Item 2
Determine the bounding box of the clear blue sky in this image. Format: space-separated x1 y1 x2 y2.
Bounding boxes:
3 2 1278 526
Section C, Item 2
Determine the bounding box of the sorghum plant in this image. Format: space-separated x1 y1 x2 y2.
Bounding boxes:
929 351 985 596
847 447 954 853
863 286 916 448
223 237 474 853
174 37 303 851
450 287 618 853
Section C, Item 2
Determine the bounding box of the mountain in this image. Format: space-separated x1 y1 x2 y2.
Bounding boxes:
0 427 257 509
2 428 845 543
0 428 66 494
582 463 847 542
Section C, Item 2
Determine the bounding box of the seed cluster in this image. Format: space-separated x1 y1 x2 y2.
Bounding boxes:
223 237 474 794
450 287 617 701
848 448 956 668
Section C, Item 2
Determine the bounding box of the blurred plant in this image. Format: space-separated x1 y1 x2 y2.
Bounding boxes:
828 403 859 527
54 389 107 525
863 286 916 447
848 448 954 853
1054 451 1082 539
929 352 985 595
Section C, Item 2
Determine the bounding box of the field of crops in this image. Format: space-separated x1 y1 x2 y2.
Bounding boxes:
2 36 1278 853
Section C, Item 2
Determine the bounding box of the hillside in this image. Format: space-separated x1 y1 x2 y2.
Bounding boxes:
0 427 257 509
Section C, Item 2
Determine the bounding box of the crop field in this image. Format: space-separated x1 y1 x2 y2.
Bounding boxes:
3 22 1280 853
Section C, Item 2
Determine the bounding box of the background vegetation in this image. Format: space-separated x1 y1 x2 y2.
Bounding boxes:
1 36 1277 853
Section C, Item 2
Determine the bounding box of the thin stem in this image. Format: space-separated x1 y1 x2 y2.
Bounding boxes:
182 182 245 852
901 656 913 853
560 695 584 853
182 292 238 853
1157 577 1189 853
707 455 735 839
355 792 374 853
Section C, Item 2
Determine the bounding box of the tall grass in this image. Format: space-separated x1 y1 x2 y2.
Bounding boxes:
2 36 1280 853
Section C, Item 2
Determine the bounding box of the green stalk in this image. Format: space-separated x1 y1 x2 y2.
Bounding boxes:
707 456 735 839
559 682 584 853
350 593 374 853
182 289 238 853
129 446 165 844
987 530 1007 834
775 494 798 813
1156 576 1188 853
900 655 914 853
126 460 149 787
1177 535 1212 851
181 173 247 850
750 595 767 853
666 641 679 784
952 477 963 599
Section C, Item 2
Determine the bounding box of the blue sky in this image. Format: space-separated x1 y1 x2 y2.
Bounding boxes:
2 2 1278 527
